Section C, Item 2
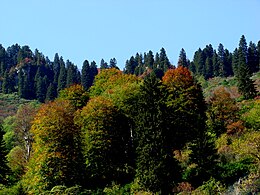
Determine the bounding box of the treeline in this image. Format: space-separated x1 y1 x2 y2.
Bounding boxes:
0 45 119 102
124 35 260 79
0 35 259 102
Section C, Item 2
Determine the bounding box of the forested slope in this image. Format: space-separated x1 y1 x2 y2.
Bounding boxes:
0 35 259 194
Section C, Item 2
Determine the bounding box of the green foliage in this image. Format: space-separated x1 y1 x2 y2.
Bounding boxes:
134 73 178 194
58 84 89 109
76 96 132 188
207 86 239 136
192 178 225 195
0 182 25 195
0 124 9 185
23 100 85 194
242 99 260 130
218 158 253 185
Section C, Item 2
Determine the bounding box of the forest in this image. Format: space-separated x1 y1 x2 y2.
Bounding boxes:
0 35 259 194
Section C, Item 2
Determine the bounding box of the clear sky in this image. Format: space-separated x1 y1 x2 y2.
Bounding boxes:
1 0 259 69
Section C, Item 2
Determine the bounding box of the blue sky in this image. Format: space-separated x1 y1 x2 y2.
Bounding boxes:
1 0 259 69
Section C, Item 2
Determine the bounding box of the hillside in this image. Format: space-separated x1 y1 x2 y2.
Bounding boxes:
0 93 36 122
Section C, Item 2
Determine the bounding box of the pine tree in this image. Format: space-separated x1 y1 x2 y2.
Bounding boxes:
90 60 98 81
135 73 177 193
109 58 118 69
2 70 15 94
66 60 79 87
45 83 57 101
100 58 108 69
159 47 171 72
35 76 46 103
213 50 220 77
232 48 239 75
124 56 137 74
57 57 67 92
81 60 91 91
178 48 188 67
193 48 206 76
217 43 225 77
205 57 213 79
247 41 259 73
144 50 154 69
237 35 256 99
53 53 60 85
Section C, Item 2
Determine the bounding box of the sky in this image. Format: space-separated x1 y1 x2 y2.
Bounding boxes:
0 0 259 70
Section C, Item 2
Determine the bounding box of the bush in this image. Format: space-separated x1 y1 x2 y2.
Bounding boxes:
0 182 25 195
192 178 225 195
217 158 253 185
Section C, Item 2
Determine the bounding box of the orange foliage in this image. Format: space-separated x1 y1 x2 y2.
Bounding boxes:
162 66 193 88
226 120 244 136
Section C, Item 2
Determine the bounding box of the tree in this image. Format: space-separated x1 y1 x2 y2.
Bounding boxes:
162 66 207 149
53 53 60 86
76 96 131 188
58 84 89 109
0 123 9 184
205 57 214 79
134 73 178 194
57 57 67 92
14 103 39 162
2 70 15 94
109 58 118 69
207 86 239 137
144 50 154 69
217 43 225 77
213 50 220 77
232 48 239 75
159 47 171 72
124 56 137 74
178 48 189 68
236 35 257 99
23 100 85 194
247 41 259 73
66 60 79 87
100 58 108 69
193 48 206 76
45 83 57 102
81 60 97 91
162 67 217 187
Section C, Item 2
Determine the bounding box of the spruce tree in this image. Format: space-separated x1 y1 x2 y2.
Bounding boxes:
57 58 67 92
109 58 118 69
159 47 171 72
45 83 57 101
232 48 239 75
237 35 256 99
90 61 98 81
124 56 137 74
135 73 177 194
213 50 220 77
178 48 188 67
81 60 91 91
53 53 60 85
100 58 108 69
217 43 225 77
205 57 213 79
247 41 259 73
144 50 154 69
